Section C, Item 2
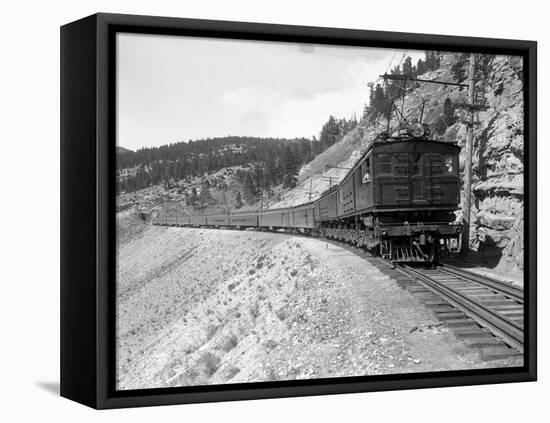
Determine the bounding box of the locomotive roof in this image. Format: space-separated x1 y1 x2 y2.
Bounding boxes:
360 136 459 163
368 136 459 150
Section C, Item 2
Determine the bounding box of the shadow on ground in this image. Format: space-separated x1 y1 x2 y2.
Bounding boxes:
446 235 504 270
36 381 59 396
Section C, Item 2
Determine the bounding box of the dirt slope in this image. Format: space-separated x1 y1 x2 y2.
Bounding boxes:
116 222 516 390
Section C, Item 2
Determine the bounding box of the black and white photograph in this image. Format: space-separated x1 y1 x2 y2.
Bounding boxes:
115 33 526 391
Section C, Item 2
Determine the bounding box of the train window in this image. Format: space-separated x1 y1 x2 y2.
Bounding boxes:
442 154 455 174
412 154 423 176
392 154 408 175
426 154 443 175
376 154 392 174
361 159 371 184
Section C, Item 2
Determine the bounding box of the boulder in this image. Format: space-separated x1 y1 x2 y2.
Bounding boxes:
476 211 516 230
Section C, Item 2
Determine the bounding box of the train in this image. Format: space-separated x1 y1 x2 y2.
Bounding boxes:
152 122 463 263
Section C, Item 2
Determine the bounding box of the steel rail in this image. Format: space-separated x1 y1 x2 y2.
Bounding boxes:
439 264 523 303
399 264 524 353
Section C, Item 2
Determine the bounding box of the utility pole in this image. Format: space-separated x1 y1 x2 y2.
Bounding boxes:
321 176 335 189
461 53 477 254
323 165 352 191
309 178 313 202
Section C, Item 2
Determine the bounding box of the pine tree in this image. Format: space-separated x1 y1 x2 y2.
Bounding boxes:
235 191 243 209
434 116 448 136
451 53 469 84
402 56 413 76
443 98 457 126
319 116 341 149
281 145 299 189
189 187 198 207
282 173 297 189
285 145 300 175
198 184 213 209
416 58 425 76
243 172 257 204
370 83 391 122
263 156 277 190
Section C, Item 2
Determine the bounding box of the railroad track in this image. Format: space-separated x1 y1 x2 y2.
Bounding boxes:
367 257 524 361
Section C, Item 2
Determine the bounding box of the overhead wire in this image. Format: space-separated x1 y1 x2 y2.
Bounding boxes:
369 49 424 135
373 49 399 86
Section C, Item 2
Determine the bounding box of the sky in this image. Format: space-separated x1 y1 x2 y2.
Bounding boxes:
116 33 424 151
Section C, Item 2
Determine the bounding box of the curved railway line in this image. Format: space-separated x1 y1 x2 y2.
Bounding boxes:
318 236 524 360
365 257 523 360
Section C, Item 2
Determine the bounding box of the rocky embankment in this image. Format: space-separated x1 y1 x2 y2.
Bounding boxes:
468 56 524 271
116 218 515 389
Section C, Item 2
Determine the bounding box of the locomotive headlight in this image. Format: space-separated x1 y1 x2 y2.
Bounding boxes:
408 122 425 138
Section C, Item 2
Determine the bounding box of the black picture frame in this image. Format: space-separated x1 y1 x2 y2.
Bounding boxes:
60 12 537 409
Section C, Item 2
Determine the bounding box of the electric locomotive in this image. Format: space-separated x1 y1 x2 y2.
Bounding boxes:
318 122 462 262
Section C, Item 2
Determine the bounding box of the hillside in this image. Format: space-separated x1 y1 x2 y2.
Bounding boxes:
117 146 134 154
116 136 318 195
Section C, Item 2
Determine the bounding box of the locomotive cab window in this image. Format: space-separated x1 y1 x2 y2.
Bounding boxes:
426 154 443 175
393 154 409 175
376 154 392 174
442 154 456 175
361 158 371 184
412 154 423 176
